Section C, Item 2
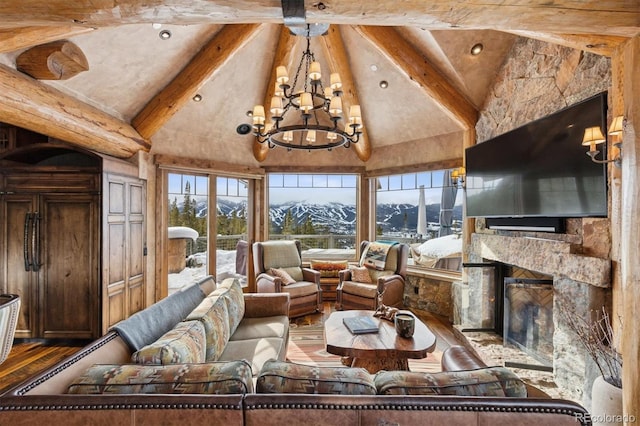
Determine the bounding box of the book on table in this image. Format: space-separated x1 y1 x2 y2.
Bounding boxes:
343 316 379 334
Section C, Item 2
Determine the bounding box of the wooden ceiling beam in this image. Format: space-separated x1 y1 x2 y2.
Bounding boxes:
354 26 478 130
0 1 637 37
0 64 149 158
319 25 371 162
0 26 94 54
253 25 298 162
17 40 89 80
133 23 262 140
508 31 628 57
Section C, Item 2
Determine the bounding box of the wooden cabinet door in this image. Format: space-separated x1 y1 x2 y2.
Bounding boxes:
38 193 99 339
0 193 38 338
102 173 146 333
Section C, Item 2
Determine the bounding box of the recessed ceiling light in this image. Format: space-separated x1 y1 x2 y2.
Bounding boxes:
246 110 253 117
370 64 378 71
193 94 202 102
159 29 172 40
470 43 484 55
379 80 388 89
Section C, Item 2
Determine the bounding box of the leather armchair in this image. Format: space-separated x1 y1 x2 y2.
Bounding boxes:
0 294 20 365
253 240 322 318
336 241 408 311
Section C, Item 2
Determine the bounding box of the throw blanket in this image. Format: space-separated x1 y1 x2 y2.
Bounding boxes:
362 241 398 270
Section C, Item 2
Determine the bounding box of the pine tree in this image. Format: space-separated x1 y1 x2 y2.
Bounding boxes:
169 197 180 226
282 210 295 235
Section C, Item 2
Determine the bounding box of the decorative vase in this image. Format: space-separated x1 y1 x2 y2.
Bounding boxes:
591 375 623 426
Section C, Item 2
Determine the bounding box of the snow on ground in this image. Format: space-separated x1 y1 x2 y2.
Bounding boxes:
415 234 462 258
168 249 238 293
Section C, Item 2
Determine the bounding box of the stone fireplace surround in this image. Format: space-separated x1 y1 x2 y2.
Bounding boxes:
453 218 611 408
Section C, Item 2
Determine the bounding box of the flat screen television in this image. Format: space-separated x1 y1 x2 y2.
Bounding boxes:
465 92 608 220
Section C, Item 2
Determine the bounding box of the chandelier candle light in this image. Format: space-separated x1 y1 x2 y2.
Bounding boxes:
251 25 363 151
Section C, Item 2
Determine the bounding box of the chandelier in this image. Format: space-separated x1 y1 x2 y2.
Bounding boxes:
251 25 363 151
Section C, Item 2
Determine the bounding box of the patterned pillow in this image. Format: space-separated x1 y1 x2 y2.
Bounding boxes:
210 278 245 335
256 359 376 395
270 268 296 285
349 265 373 283
131 320 206 364
67 360 254 394
310 260 349 277
374 367 527 397
186 294 230 361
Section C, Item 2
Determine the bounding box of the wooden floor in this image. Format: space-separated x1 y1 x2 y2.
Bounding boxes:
0 303 463 395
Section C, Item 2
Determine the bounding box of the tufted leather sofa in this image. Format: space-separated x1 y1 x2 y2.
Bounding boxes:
0 279 591 425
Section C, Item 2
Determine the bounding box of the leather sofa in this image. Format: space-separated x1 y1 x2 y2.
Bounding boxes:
0 277 591 426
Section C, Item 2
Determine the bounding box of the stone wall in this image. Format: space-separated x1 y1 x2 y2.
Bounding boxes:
404 274 453 319
460 37 612 408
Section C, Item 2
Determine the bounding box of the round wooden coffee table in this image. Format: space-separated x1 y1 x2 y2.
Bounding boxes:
324 310 437 373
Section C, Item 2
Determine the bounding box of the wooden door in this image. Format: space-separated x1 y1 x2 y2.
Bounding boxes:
0 193 38 338
38 193 99 339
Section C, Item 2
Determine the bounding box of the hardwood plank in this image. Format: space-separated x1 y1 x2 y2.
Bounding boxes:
0 341 84 394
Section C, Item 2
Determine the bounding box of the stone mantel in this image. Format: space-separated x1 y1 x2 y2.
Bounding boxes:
471 233 611 287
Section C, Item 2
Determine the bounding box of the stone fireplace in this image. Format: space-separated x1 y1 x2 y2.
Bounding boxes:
453 218 611 407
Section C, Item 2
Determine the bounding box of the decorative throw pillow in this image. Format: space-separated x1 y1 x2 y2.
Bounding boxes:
270 267 296 285
67 360 254 395
131 320 206 364
310 260 349 278
349 265 373 283
374 367 527 397
256 359 376 395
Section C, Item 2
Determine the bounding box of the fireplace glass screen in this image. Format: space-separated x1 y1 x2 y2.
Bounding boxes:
504 278 554 367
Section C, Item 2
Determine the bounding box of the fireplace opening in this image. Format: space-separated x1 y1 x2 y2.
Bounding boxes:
503 277 554 371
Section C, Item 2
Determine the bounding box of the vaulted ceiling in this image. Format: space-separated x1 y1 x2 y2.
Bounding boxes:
0 1 637 169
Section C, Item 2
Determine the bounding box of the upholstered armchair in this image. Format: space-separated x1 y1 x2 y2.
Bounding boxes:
253 240 322 318
336 241 409 311
0 294 20 365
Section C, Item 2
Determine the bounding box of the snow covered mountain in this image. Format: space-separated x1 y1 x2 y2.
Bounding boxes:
214 198 461 234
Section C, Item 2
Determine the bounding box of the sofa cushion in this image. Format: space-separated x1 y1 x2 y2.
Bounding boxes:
219 338 285 375
186 294 230 361
210 278 245 335
230 316 289 341
131 320 206 364
66 360 254 394
374 367 528 397
280 281 319 298
310 260 348 278
340 280 377 298
256 359 376 395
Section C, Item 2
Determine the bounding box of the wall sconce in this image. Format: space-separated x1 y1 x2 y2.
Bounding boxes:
451 166 466 187
582 116 624 168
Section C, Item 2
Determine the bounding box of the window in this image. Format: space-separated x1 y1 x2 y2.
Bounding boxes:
376 170 463 271
167 172 209 291
166 172 252 293
268 173 358 259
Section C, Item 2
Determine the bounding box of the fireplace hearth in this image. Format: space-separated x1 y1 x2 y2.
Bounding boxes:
454 228 611 408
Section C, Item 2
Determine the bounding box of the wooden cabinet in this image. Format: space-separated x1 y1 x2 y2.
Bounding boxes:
320 277 340 301
102 171 147 333
0 173 100 339
0 142 147 340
